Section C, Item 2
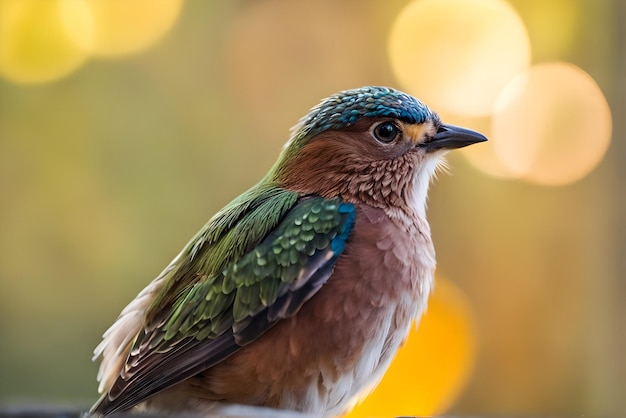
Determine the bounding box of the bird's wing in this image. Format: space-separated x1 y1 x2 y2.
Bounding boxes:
90 195 355 416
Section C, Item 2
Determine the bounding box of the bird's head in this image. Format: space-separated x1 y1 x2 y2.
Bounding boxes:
269 86 486 215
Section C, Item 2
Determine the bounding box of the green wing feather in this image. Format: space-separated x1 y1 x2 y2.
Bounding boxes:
146 184 299 323
90 189 355 416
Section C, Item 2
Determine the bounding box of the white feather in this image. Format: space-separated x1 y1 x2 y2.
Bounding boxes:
93 252 182 394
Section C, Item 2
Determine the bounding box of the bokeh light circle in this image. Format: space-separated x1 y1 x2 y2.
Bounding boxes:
491 62 612 185
75 0 183 57
345 278 478 417
0 0 93 84
388 0 531 117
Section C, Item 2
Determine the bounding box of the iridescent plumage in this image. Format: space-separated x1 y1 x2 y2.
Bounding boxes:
90 86 486 417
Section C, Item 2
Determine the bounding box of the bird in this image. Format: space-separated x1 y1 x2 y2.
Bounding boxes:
88 86 487 417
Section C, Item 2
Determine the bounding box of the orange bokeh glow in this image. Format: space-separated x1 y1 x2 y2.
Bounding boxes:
345 278 478 417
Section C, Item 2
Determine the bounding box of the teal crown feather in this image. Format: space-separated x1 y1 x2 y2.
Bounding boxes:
296 86 435 140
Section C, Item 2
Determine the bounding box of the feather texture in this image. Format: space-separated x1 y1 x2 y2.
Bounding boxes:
90 195 355 416
90 86 486 417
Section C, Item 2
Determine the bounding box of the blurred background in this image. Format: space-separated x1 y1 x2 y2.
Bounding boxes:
0 0 623 416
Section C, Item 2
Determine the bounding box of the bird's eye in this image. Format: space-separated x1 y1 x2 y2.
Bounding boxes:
372 121 401 143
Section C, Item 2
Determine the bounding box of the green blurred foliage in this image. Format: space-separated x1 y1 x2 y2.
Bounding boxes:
0 0 623 416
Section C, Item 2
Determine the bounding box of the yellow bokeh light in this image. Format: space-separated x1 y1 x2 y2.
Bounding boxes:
0 0 92 84
491 62 612 186
71 0 183 57
388 0 531 117
345 278 478 418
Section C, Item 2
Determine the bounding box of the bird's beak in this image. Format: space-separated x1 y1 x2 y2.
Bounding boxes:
421 123 488 152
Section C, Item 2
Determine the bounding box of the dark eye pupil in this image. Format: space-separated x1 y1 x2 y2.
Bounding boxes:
374 122 399 143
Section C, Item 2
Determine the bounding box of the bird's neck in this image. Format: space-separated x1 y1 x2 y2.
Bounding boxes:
274 149 439 225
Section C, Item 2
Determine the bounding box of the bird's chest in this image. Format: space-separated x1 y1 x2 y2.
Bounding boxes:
203 204 436 416
294 203 436 412
318 203 434 338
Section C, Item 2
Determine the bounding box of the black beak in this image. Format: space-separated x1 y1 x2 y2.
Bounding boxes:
421 123 488 152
